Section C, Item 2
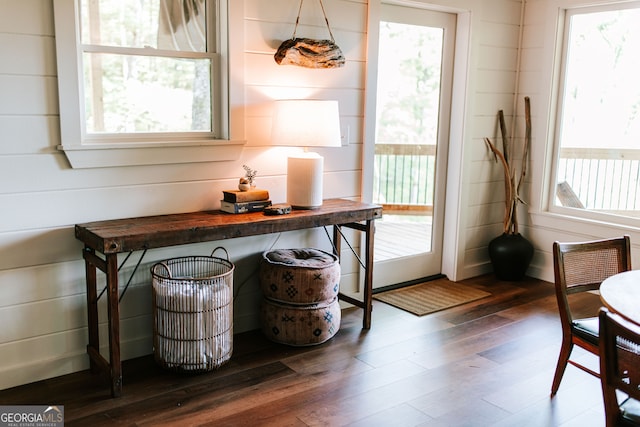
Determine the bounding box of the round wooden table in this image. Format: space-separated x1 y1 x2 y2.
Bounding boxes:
600 270 640 326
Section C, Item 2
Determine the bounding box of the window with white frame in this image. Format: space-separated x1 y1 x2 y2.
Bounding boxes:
54 0 243 168
551 2 640 224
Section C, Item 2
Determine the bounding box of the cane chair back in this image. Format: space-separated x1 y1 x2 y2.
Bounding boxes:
550 235 632 396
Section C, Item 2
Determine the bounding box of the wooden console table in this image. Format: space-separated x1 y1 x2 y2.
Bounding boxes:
75 198 382 397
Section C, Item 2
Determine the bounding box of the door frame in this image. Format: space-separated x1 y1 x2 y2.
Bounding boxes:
362 0 472 282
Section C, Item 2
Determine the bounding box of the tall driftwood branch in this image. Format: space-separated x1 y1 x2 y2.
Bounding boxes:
497 109 513 225
498 110 509 165
484 137 513 234
485 97 532 235
507 177 518 234
517 96 531 196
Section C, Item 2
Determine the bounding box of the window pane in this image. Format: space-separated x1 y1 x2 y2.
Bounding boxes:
375 22 442 147
554 7 640 219
81 0 207 52
83 53 211 133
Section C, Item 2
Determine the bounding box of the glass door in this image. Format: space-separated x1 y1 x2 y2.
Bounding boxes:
371 4 455 288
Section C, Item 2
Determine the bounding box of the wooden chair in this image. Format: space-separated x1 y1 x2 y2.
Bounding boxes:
599 308 640 426
550 236 632 396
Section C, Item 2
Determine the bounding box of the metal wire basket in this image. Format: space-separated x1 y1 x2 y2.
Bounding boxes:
151 248 234 372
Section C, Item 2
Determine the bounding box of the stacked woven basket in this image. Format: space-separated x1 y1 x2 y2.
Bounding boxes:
259 248 341 346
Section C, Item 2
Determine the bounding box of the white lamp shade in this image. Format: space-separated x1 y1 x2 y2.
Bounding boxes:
271 99 341 209
271 100 341 148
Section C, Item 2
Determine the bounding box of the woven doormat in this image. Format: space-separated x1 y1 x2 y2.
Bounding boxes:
373 278 491 316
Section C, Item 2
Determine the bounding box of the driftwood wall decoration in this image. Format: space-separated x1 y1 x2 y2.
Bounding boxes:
274 0 345 69
275 38 345 68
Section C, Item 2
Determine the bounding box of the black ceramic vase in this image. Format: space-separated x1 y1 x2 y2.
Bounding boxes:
488 233 534 281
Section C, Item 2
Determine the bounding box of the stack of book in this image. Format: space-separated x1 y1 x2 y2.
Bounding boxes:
220 189 271 214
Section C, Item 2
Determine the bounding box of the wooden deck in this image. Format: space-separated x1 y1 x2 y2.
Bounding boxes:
375 214 432 262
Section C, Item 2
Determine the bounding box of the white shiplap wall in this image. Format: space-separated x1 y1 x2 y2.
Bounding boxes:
517 0 640 281
0 0 368 390
454 0 529 280
408 0 640 284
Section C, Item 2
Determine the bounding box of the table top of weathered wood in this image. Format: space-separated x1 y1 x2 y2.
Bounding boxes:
75 198 382 254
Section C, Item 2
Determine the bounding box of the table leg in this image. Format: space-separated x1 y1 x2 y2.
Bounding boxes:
332 225 342 259
83 247 99 374
333 223 375 329
363 219 375 329
105 254 122 397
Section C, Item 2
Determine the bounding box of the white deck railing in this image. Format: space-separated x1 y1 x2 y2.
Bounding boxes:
373 144 435 212
374 145 640 217
556 148 640 214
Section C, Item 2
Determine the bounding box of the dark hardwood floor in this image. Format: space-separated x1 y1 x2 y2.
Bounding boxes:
0 275 607 426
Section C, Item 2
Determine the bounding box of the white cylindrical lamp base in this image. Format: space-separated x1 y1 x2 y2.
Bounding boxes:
287 153 324 209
